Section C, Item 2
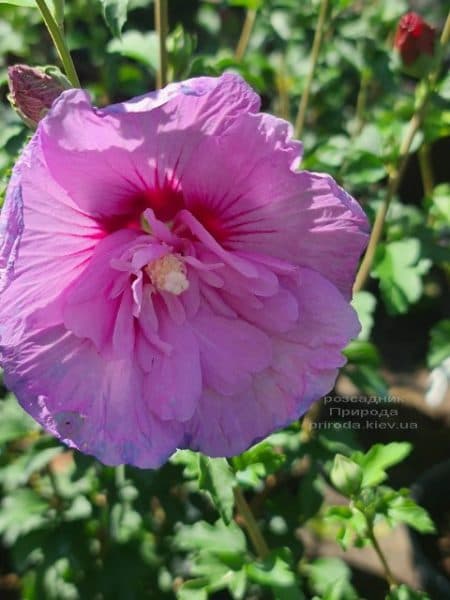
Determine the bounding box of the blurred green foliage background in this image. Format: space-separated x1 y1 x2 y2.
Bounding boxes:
0 0 449 598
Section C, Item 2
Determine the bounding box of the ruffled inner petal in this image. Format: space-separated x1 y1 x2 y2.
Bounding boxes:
184 268 360 457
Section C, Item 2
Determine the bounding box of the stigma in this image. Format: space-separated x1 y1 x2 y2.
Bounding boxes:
145 254 189 295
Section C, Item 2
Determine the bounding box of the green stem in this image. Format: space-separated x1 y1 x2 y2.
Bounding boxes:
235 8 257 61
353 10 450 294
234 487 270 559
354 68 370 135
35 0 80 87
54 0 64 31
418 145 434 197
366 520 397 587
294 0 329 138
155 0 169 89
115 464 126 488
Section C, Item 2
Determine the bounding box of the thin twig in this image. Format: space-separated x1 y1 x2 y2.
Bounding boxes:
235 8 257 61
353 11 450 294
35 0 80 87
418 145 434 197
275 60 290 120
367 523 397 587
354 68 370 135
155 0 169 89
294 0 329 138
234 487 270 559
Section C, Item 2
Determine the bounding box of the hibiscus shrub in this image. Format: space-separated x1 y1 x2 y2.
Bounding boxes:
0 0 448 599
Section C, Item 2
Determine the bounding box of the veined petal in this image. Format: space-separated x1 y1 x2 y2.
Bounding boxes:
0 133 102 335
0 323 184 467
184 269 359 456
39 74 260 224
181 112 368 299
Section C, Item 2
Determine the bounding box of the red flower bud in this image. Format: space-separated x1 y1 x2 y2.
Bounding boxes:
394 12 436 66
7 64 71 128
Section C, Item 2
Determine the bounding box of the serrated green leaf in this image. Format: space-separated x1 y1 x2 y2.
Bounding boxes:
246 549 304 600
373 239 431 314
0 445 63 491
170 449 200 479
387 496 435 533
0 489 49 545
174 519 247 558
233 442 285 490
198 455 235 524
352 442 412 487
100 0 129 37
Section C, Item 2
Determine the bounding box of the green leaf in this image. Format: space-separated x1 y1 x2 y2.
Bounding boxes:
0 445 63 491
344 363 388 396
305 557 358 600
297 467 324 524
373 239 431 315
100 0 129 37
428 184 450 229
386 584 431 600
387 495 435 534
246 549 304 600
107 31 158 70
0 0 35 6
342 152 387 187
233 442 285 490
344 340 380 366
167 25 196 80
330 455 363 497
353 124 383 157
198 456 235 524
170 449 200 479
0 489 49 545
351 291 377 341
177 580 208 600
325 506 367 551
228 0 262 8
62 495 92 522
0 394 39 444
110 503 143 543
174 520 247 559
352 443 412 487
189 552 247 599
428 319 450 369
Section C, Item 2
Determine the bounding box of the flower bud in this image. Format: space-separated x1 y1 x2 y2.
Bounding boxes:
7 64 71 128
394 12 436 67
330 454 363 497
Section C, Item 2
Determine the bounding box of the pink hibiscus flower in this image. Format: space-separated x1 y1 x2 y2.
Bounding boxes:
0 74 368 467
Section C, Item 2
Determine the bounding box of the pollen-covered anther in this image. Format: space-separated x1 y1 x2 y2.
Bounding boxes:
145 254 189 295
